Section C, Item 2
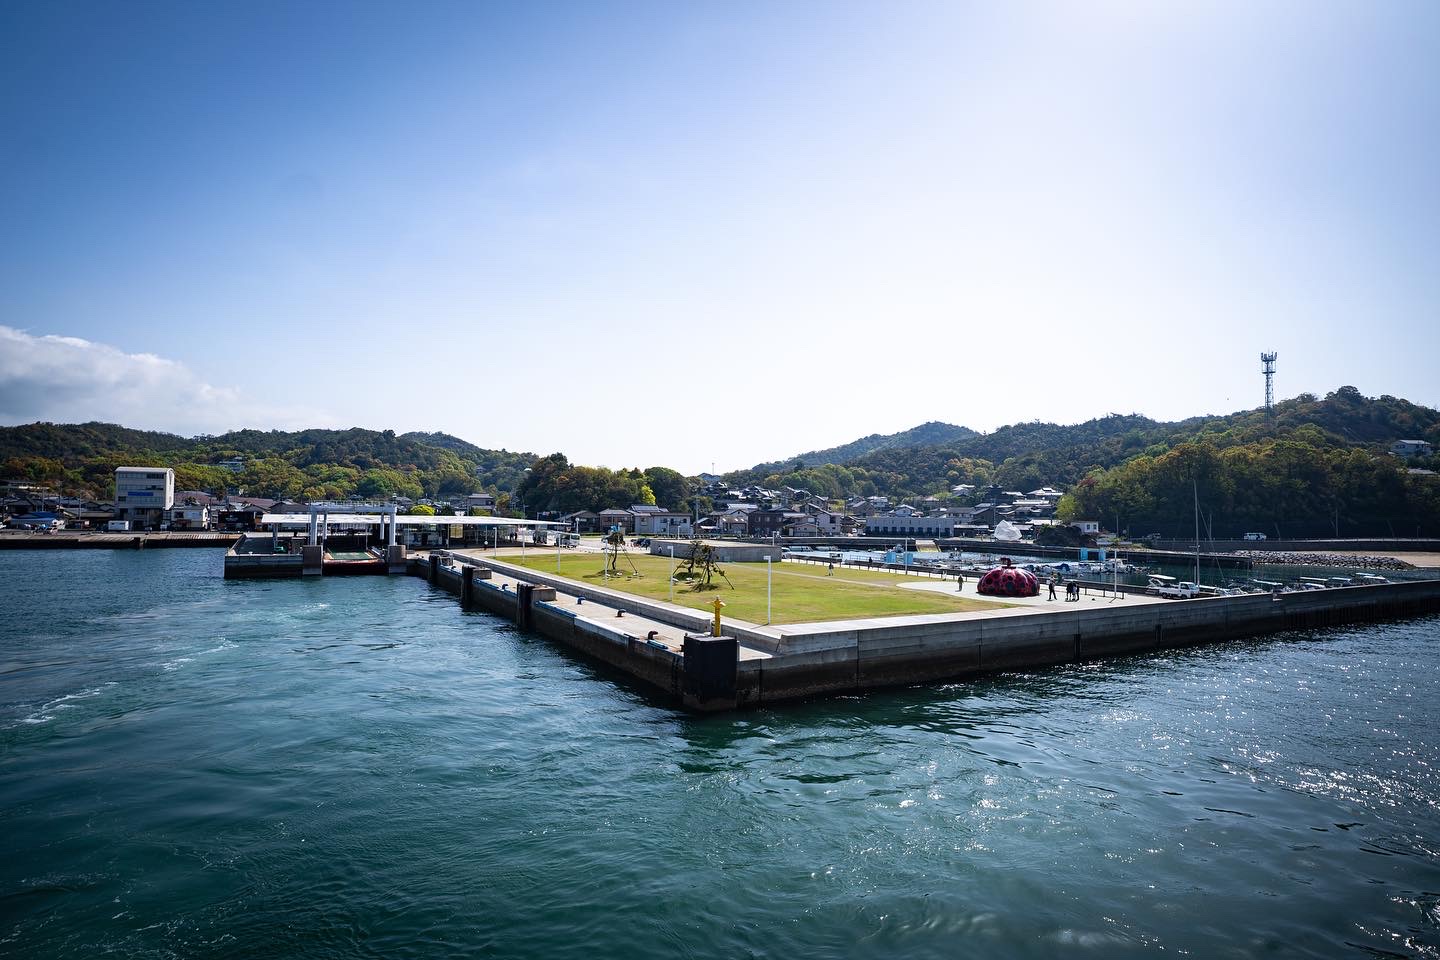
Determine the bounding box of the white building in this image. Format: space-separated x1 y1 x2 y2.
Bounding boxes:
809 509 848 535
463 492 496 513
864 514 958 537
1392 440 1433 459
167 504 211 530
115 467 175 530
630 505 692 536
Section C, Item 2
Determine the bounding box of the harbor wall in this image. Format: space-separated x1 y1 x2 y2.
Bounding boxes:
426 556 686 698
410 554 1440 712
1146 537 1439 555
458 554 783 653
648 540 781 563
0 532 241 550
224 554 304 579
745 581 1440 704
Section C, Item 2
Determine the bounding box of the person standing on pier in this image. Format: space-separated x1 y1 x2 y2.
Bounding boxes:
1048 577 1057 601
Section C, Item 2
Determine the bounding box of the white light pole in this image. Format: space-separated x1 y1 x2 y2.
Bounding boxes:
669 546 675 603
766 555 773 625
557 528 562 573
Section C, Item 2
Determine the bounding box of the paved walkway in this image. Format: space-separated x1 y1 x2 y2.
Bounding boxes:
441 550 773 660
897 577 1170 610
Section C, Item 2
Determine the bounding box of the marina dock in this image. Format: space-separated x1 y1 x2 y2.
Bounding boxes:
221 502 561 579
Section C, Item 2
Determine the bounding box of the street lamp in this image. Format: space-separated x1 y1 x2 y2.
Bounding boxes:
766 555 773 625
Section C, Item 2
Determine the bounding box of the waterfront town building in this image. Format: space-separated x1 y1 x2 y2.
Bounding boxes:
115 467 175 530
629 505 692 537
167 504 211 530
864 513 959 537
463 492 497 512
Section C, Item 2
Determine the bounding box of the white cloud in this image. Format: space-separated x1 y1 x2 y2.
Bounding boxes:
0 325 336 435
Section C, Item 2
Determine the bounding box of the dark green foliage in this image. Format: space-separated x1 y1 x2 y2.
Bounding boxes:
730 389 1440 535
6 387 1437 535
515 455 693 515
1063 437 1440 539
0 422 536 501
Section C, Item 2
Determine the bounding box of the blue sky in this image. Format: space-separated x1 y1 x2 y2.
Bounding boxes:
2 0 1437 474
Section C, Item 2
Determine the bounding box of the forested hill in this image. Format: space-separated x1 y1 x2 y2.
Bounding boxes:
743 421 979 476
1058 388 1440 538
5 387 1438 534
0 422 536 501
722 388 1440 512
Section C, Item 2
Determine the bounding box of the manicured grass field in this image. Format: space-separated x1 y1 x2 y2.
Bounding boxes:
497 552 1003 624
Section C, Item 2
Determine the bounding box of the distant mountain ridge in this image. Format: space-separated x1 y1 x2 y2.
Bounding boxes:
746 421 979 474
399 431 488 457
4 387 1437 531
0 422 537 501
726 388 1440 499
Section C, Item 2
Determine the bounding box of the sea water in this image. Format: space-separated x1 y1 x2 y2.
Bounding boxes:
3 548 1440 958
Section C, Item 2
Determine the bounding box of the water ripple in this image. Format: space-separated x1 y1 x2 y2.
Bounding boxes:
1 550 1439 958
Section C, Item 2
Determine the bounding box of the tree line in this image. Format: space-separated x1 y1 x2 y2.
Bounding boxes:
5 387 1438 535
0 423 536 503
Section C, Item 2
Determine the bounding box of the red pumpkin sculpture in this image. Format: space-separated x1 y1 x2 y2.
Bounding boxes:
977 557 1039 597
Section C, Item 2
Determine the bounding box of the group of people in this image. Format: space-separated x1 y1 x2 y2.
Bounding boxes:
1047 576 1081 601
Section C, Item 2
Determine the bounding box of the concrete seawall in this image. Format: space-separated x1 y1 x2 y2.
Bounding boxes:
0 532 242 550
424 556 687 697
751 582 1440 704
411 554 1440 711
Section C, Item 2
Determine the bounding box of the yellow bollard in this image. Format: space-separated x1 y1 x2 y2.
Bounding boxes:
711 597 726 637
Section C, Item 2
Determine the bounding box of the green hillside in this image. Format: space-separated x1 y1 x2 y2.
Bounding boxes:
745 421 979 475
5 386 1437 536
725 388 1440 536
0 423 537 502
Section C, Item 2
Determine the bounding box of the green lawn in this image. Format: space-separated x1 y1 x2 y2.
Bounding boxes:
497 552 1003 624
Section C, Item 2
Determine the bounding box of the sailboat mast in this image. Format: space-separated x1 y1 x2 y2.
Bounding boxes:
1193 477 1200 584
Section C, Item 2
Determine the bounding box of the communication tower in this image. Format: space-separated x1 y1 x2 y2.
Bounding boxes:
1260 352 1277 412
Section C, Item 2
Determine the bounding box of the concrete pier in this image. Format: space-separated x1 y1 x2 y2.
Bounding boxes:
0 531 242 550
411 551 1440 712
